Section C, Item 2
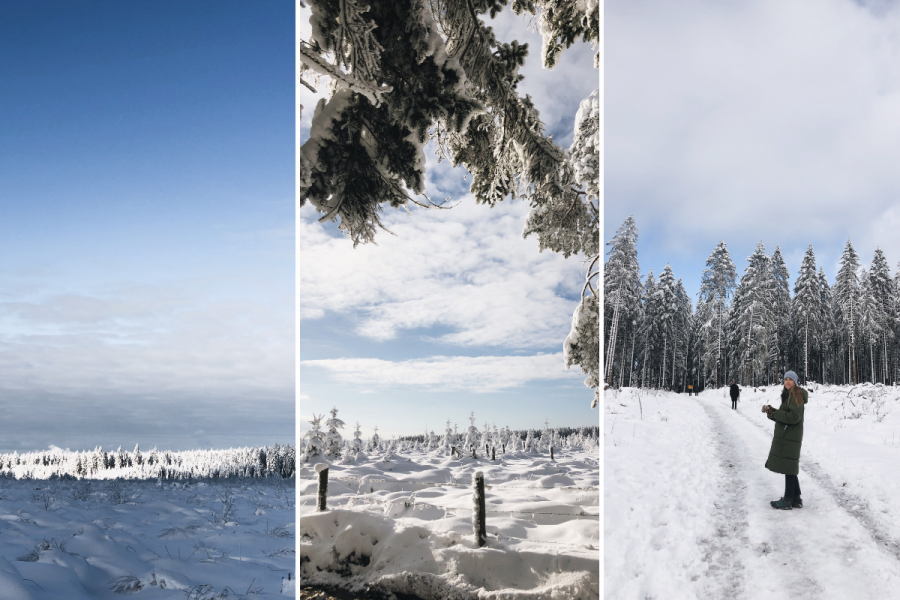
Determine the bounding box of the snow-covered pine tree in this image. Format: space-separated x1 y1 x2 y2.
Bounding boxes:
443 419 455 453
673 278 694 392
818 268 839 384
604 216 641 389
302 414 327 462
510 0 600 69
868 249 894 384
637 270 658 388
369 426 380 452
324 407 346 458
464 412 480 453
835 239 862 385
791 245 821 384
893 263 900 383
769 247 792 380
698 241 737 388
351 422 364 453
559 88 600 407
298 1 598 406
729 242 776 386
654 264 679 390
341 443 356 465
857 267 881 383
524 429 535 452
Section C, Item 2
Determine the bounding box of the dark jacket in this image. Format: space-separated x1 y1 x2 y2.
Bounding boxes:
729 383 740 399
764 386 809 475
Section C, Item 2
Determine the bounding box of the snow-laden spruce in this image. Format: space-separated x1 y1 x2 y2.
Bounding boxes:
325 406 346 458
298 0 599 406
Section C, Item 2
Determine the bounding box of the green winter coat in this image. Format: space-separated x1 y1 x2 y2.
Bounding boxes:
764 386 808 476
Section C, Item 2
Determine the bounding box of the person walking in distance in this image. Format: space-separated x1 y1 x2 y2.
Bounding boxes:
762 370 808 509
729 380 740 410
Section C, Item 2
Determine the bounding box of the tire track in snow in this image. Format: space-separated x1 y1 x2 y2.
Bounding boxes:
700 398 829 600
697 401 749 600
736 406 900 564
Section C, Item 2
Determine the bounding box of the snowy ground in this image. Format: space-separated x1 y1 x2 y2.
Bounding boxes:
0 477 295 599
604 384 900 599
298 448 600 599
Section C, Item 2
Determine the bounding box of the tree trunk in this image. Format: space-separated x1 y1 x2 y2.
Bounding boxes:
662 333 668 391
850 300 857 385
605 291 620 385
746 305 754 386
717 303 722 388
805 315 808 384
628 329 636 388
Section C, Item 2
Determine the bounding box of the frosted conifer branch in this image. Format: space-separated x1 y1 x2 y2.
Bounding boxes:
297 42 392 106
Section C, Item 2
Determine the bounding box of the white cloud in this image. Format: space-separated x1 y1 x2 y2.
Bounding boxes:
298 198 584 349
300 353 583 392
0 285 293 400
608 0 900 262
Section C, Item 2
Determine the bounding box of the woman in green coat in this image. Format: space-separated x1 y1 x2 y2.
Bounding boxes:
762 370 808 510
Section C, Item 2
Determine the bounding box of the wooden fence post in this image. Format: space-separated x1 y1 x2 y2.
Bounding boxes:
315 463 329 511
473 471 486 547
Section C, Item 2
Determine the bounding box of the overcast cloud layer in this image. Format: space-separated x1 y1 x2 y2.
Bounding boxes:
607 0 900 295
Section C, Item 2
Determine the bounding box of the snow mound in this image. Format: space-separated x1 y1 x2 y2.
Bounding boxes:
300 509 598 599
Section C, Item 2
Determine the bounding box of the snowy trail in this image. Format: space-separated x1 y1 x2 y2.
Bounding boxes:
733 401 900 562
698 396 900 599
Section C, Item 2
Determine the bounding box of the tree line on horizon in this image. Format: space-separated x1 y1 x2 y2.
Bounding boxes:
605 216 900 390
0 444 296 480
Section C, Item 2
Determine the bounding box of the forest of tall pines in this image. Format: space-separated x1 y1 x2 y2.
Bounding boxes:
605 216 900 390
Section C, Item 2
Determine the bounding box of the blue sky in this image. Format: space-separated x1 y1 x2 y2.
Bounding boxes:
607 0 900 300
0 1 293 452
297 8 599 439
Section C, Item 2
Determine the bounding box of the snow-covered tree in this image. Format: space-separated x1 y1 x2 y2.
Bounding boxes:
351 422 364 453
857 267 881 383
868 249 894 383
369 426 380 452
464 412 480 452
698 241 737 388
298 1 598 406
729 242 777 385
604 215 641 389
769 246 792 379
324 407 346 458
443 419 455 451
791 245 821 383
637 270 657 388
834 239 861 384
302 414 327 461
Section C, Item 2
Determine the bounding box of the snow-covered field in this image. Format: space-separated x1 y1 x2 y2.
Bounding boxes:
299 447 600 599
605 384 900 599
0 477 295 599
